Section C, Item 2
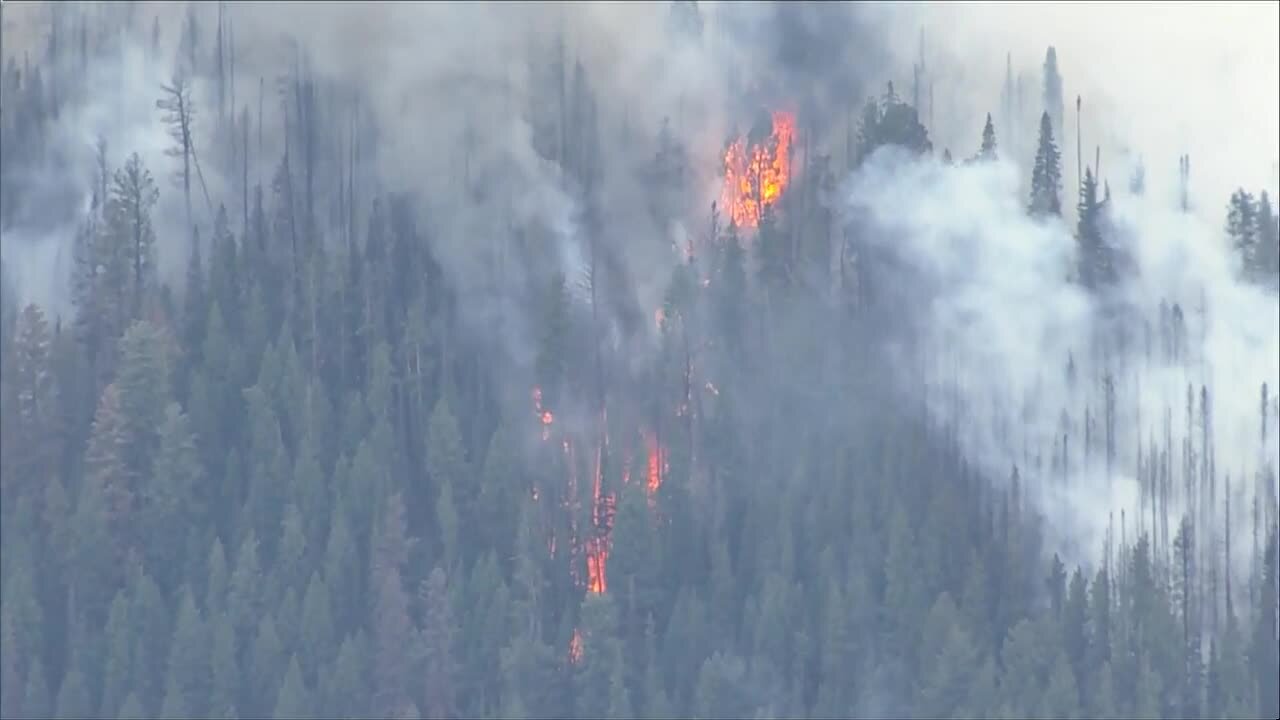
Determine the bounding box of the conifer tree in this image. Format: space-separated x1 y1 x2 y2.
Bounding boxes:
1029 111 1062 218
978 112 997 162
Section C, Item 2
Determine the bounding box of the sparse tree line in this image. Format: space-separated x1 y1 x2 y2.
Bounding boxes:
1 4 1278 720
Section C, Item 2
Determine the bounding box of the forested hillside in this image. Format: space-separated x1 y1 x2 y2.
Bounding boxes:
1 3 1278 720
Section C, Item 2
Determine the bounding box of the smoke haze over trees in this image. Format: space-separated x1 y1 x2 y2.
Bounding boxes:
1 2 1278 719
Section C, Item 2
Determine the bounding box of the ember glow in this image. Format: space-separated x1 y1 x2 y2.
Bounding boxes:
720 110 796 229
532 386 554 440
569 628 583 665
586 440 611 594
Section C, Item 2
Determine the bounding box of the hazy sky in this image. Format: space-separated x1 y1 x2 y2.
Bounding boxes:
886 1 1280 208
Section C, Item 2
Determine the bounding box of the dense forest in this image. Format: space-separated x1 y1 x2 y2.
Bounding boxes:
1 3 1278 720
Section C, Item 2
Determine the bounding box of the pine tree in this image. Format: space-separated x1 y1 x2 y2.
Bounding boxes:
205 536 229 615
99 591 134 719
116 692 146 720
227 531 263 660
159 675 191 720
1028 111 1062 218
1076 166 1111 289
1042 46 1064 138
298 572 334 686
143 403 202 592
325 631 371 720
106 153 161 319
575 592 624 719
416 566 457 720
373 553 412 717
207 611 239 719
166 585 210 717
273 655 310 720
1253 190 1280 287
8 303 60 494
84 382 132 554
693 651 752 719
23 655 51 720
978 112 997 162
915 593 981 719
427 397 468 570
249 614 284 718
53 667 91 719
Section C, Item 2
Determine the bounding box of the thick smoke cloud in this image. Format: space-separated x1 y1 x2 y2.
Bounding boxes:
846 147 1279 574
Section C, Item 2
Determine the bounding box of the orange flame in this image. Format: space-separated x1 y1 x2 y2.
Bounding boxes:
643 429 667 498
720 110 795 230
585 439 611 594
586 537 609 594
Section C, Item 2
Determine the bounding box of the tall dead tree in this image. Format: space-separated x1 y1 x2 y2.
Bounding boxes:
158 74 195 229
157 73 214 231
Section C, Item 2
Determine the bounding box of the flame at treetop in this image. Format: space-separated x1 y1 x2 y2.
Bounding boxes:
720 110 796 230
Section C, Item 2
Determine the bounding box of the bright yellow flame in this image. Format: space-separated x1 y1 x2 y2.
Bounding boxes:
720 111 796 230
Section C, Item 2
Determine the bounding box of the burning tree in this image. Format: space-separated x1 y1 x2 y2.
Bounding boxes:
720 110 796 230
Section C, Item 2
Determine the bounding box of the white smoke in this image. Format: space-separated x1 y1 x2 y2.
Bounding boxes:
845 147 1280 576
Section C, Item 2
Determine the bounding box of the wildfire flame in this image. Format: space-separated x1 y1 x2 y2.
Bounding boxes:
643 429 667 499
586 439 610 594
526 386 672 598
720 110 796 230
586 537 609 594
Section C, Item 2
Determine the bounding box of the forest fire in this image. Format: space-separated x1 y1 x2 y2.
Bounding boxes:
586 439 610 594
720 110 796 229
644 430 666 496
528 386 671 597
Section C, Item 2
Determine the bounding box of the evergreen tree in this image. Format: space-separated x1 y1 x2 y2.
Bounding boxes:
166 585 209 717
249 614 284 718
978 113 997 162
106 153 161 319
23 656 51 720
427 397 468 570
1028 111 1062 218
1226 188 1258 271
1042 46 1064 138
116 692 146 720
1076 166 1112 289
207 611 239 719
1253 190 1280 287
273 655 310 720
143 403 202 592
416 566 457 720
53 667 91 720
